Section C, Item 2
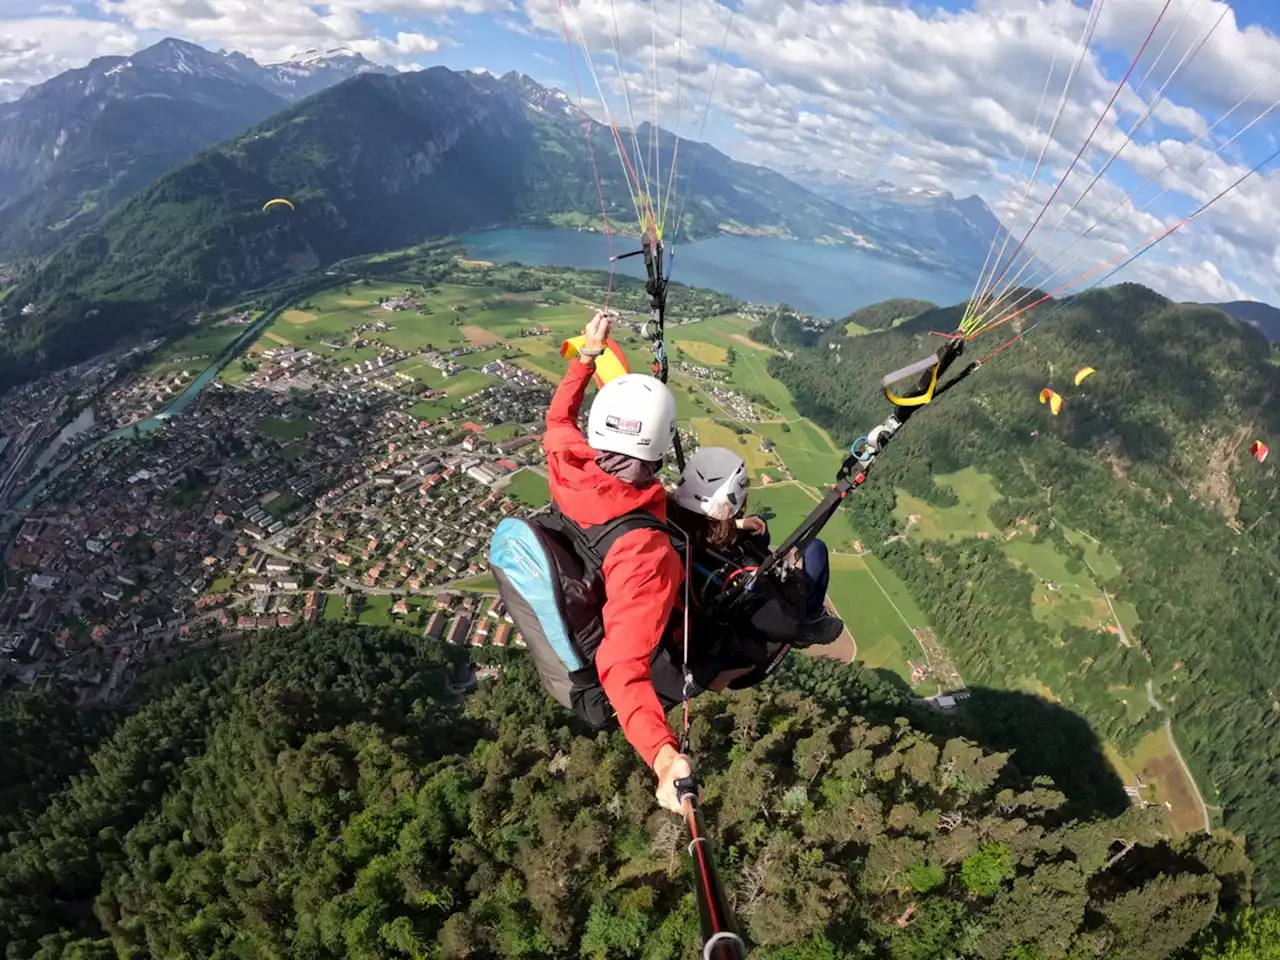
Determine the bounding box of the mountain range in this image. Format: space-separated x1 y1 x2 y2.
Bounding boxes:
2 40 1268 391
0 62 995 387
790 168 1048 282
0 38 391 258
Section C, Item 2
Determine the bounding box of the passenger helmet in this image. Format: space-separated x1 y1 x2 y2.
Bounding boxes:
674 446 749 520
586 373 678 461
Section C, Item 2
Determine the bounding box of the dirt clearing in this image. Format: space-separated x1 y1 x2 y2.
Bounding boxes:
730 333 771 351
461 325 503 347
281 310 317 324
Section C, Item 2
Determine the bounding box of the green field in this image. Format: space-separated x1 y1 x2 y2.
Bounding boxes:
260 281 590 373
748 482 822 538
146 322 246 375
259 416 313 440
323 593 346 621
483 423 522 442
357 594 394 626
263 491 303 519
1003 537 1079 585
452 572 499 594
894 467 1003 540
825 554 920 684
1063 526 1122 581
504 469 551 509
408 399 453 421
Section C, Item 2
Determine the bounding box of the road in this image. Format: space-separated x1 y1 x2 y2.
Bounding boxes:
1145 678 1163 712
255 541 479 598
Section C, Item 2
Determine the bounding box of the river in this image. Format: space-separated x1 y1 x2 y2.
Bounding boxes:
460 227 975 319
9 310 276 514
30 405 98 475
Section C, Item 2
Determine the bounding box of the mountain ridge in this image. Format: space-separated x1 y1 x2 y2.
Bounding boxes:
0 66 955 389
789 167 1050 281
0 37 391 260
1209 299 1280 342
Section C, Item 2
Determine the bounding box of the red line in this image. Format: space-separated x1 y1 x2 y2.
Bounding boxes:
557 0 617 305
986 0 1175 296
970 211 1194 340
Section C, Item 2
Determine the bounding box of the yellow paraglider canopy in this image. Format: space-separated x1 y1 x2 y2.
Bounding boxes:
1039 388 1063 416
262 198 295 212
1074 366 1097 386
561 335 631 388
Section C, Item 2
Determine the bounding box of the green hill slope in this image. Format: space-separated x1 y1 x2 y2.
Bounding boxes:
770 283 1280 901
0 623 1254 959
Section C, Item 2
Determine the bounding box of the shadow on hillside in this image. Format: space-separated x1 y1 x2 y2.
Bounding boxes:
920 686 1129 819
859 671 1128 820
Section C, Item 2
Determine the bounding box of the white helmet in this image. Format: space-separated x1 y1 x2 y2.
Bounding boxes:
674 446 749 520
586 373 678 461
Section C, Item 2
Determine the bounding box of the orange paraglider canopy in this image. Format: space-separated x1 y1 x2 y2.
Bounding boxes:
1251 440 1269 463
1039 388 1063 416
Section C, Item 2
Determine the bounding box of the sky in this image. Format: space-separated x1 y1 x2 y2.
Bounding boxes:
2 0 1280 305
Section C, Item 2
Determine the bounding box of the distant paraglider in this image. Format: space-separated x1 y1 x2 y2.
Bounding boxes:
1251 440 1270 464
262 198 295 212
1074 366 1097 386
1039 388 1063 416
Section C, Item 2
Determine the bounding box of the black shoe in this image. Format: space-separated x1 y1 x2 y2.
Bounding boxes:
793 614 844 648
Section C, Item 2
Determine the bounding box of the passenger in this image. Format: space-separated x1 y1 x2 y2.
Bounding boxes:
667 446 843 690
543 309 692 813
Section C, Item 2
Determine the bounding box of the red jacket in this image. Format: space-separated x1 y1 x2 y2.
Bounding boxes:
544 359 682 768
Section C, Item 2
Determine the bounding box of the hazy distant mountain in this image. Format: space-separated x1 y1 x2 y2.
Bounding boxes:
0 38 391 259
221 46 394 101
1210 301 1280 343
790 169 1047 282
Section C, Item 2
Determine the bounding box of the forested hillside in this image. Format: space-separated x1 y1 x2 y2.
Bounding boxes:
769 284 1280 902
0 623 1258 959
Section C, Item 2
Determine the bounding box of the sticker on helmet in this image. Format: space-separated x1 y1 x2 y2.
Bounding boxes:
605 415 642 436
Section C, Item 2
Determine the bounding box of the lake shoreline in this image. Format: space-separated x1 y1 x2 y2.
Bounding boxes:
459 226 975 319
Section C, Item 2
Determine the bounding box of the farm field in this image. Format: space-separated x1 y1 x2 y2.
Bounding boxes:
503 469 551 509
146 321 247 375
214 260 939 689
1109 727 1207 837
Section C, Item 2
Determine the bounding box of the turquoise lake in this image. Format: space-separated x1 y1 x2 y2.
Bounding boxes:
460 227 974 319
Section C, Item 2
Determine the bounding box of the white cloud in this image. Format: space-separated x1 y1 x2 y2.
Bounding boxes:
521 0 1280 302
87 0 500 65
0 17 138 97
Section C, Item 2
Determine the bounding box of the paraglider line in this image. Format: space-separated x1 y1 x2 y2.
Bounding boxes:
558 0 618 304
965 0 1105 330
977 0 1229 327
983 0 1175 301
973 141 1280 348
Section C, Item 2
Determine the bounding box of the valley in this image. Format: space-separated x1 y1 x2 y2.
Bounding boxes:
0 33 1277 958
5 243 1218 849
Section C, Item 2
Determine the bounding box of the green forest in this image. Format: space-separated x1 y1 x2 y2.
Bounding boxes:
769 284 1280 904
1 622 1274 959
